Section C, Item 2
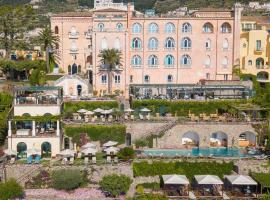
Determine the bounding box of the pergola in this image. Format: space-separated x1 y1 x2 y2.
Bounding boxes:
230 103 267 119
194 175 224 197
162 174 190 196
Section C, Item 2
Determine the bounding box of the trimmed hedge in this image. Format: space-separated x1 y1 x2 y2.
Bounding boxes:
64 101 118 113
133 161 234 180
136 182 160 190
64 124 126 145
132 99 249 116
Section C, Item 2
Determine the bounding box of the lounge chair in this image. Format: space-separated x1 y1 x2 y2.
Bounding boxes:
35 155 41 164
10 157 15 164
92 156 96 164
84 157 89 165
69 157 74 165
27 156 33 164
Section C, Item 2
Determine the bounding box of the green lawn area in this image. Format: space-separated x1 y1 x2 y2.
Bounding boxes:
252 173 270 187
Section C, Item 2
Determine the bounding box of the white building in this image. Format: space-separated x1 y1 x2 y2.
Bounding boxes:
7 86 63 157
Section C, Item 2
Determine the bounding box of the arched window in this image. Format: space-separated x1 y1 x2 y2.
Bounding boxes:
72 63 78 74
204 55 211 67
165 37 175 49
203 22 214 33
148 23 158 33
206 39 211 50
132 23 142 33
165 23 175 33
115 74 120 84
101 37 108 49
148 37 158 50
164 55 174 67
17 142 27 156
221 22 231 33
116 23 123 31
182 22 192 33
222 57 229 68
98 23 105 32
148 55 158 67
114 38 121 49
132 38 142 49
144 75 150 83
248 60 252 66
70 26 78 36
131 55 142 67
181 37 192 49
101 74 107 84
256 58 264 69
55 26 59 34
167 75 173 83
223 38 229 50
181 54 192 67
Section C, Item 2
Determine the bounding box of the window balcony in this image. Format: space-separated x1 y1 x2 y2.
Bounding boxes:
70 48 79 54
254 47 264 53
181 47 191 51
164 47 175 51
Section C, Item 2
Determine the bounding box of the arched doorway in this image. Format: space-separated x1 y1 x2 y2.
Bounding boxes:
89 70 93 85
182 131 200 147
41 142 51 157
210 132 228 147
77 85 82 96
72 63 77 75
126 133 131 146
87 55 92 65
238 131 256 147
64 137 70 149
17 142 27 157
257 71 269 81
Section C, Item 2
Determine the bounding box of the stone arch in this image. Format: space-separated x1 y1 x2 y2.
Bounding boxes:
182 131 200 146
238 131 256 147
210 131 228 147
41 142 51 157
17 142 27 157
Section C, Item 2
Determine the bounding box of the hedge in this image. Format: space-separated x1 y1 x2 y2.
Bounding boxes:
132 99 249 116
136 182 160 190
64 124 126 145
133 161 234 180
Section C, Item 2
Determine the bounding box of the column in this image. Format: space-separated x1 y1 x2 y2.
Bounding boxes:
8 121 12 136
56 120 60 137
32 121 36 136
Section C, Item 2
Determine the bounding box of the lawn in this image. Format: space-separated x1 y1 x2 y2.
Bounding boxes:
252 173 270 187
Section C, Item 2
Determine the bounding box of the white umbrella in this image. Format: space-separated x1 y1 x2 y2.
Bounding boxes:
60 149 76 157
93 108 104 113
103 141 118 147
101 109 113 115
85 110 94 115
125 108 134 112
104 146 119 155
26 148 41 155
81 148 98 155
81 142 96 149
4 149 17 156
140 107 151 112
77 109 88 113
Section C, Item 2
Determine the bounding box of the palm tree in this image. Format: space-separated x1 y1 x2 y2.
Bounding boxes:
98 48 122 95
38 26 59 73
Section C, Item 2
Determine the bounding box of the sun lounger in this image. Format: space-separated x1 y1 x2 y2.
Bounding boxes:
27 156 33 164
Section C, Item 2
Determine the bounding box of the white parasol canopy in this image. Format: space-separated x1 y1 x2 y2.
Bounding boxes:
77 109 88 113
60 149 76 157
84 110 95 115
125 108 134 112
26 148 41 155
195 175 223 185
140 108 151 112
81 148 98 155
104 146 119 155
225 175 257 185
93 108 104 113
101 109 113 115
162 174 190 185
103 141 118 147
4 149 17 156
81 142 96 149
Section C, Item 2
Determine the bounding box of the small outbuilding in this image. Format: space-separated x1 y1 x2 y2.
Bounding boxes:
162 174 189 196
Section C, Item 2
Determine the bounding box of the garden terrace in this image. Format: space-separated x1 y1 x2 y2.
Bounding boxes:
252 173 270 193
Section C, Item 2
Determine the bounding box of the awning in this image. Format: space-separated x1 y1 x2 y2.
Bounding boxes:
81 148 98 155
103 141 118 147
195 175 223 185
104 146 119 154
225 175 257 185
162 174 189 185
81 142 96 149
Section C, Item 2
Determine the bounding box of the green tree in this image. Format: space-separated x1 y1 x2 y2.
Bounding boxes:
117 147 135 161
29 69 46 86
38 26 59 73
0 179 24 200
98 48 122 95
99 174 132 197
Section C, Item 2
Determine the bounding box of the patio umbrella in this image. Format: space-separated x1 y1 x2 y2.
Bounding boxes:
124 108 134 112
103 141 118 147
140 108 151 112
77 109 88 113
93 108 104 113
104 146 119 155
26 148 41 155
85 110 94 115
81 148 98 155
101 109 113 115
60 149 76 157
81 142 96 149
4 149 17 156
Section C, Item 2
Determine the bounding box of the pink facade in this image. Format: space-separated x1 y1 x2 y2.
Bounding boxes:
51 1 242 97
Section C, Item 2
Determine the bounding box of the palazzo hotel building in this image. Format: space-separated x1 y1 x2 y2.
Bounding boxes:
51 0 243 97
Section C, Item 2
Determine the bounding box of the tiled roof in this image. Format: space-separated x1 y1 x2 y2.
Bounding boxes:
242 16 270 24
52 12 93 17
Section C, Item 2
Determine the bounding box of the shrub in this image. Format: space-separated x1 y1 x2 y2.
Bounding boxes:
65 124 126 145
99 174 132 197
260 194 270 200
117 147 135 161
136 182 160 190
52 169 84 191
25 170 51 189
133 193 168 200
133 161 233 179
0 179 24 200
